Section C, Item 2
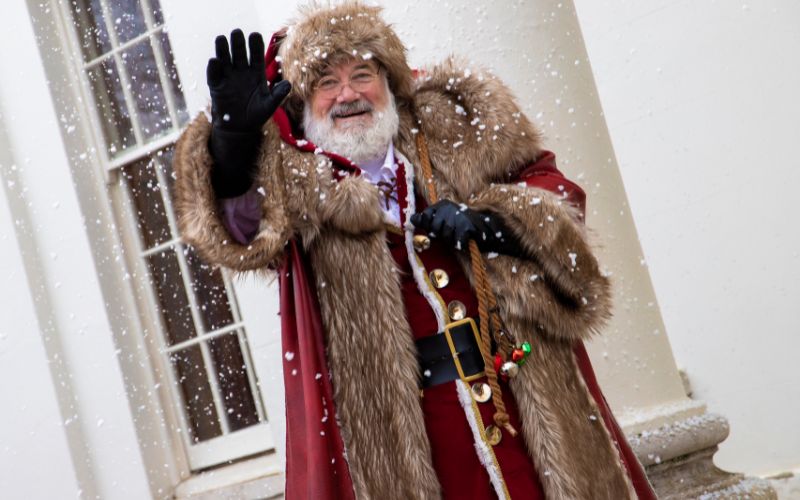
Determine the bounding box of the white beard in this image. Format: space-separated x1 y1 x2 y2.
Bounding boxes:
303 86 399 165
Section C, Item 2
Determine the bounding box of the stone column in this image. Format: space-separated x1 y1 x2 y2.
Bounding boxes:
384 0 774 497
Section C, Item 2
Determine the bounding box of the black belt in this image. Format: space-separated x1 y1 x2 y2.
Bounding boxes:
416 318 486 389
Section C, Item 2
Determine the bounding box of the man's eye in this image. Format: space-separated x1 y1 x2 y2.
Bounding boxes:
318 79 339 90
352 72 374 82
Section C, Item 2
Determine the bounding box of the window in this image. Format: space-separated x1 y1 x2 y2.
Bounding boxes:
62 0 275 469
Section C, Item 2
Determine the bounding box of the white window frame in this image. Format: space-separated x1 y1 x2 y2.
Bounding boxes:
53 0 278 471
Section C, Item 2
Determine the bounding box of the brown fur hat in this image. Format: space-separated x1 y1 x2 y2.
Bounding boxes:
278 2 413 111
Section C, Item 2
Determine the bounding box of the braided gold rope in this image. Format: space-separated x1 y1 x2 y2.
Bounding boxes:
487 287 515 356
415 132 517 437
414 132 438 201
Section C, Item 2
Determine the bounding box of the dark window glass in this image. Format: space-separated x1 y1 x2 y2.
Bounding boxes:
122 39 172 140
110 0 148 44
149 0 165 25
70 0 112 60
171 345 222 442
185 247 234 332
122 157 171 249
155 146 176 198
147 248 195 345
157 31 190 126
85 58 135 156
209 333 260 432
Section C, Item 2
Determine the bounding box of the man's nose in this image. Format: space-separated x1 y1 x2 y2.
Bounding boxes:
336 83 360 102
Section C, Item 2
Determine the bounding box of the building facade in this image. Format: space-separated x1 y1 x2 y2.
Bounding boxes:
0 0 797 498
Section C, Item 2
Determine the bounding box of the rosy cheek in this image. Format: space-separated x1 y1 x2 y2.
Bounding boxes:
314 105 329 120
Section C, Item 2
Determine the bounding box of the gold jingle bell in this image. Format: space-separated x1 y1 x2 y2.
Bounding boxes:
413 234 431 252
447 300 467 321
500 361 520 379
429 269 450 289
485 424 502 446
470 382 492 403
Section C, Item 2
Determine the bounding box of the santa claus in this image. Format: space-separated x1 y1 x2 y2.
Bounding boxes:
173 3 657 499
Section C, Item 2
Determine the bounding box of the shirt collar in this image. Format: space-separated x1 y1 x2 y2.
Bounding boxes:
358 143 396 183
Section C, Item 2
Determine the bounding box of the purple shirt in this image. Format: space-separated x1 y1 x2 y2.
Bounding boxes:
220 185 263 244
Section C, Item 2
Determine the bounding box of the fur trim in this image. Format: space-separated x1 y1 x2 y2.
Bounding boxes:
469 184 613 342
508 328 636 499
308 231 441 499
173 113 291 273
173 112 388 270
320 175 384 235
279 2 414 110
414 57 543 201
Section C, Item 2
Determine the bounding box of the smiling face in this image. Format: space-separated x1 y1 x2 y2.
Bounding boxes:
309 59 390 132
302 57 399 165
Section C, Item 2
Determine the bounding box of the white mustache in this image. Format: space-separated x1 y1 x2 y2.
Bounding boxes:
330 100 373 119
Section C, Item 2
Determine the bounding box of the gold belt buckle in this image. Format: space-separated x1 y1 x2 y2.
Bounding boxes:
443 318 485 383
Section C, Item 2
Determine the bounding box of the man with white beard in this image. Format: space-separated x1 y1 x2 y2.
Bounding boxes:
302 59 403 224
174 4 656 499
302 60 399 167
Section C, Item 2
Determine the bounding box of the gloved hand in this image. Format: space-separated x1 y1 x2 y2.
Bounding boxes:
206 29 291 198
410 200 522 257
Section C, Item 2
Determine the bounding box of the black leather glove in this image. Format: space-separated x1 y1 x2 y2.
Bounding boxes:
410 200 522 257
206 30 291 198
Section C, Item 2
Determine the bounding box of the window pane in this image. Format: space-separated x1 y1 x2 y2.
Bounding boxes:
208 333 260 432
170 345 222 443
157 31 189 126
122 39 172 141
155 146 176 198
148 0 165 28
86 58 135 156
110 0 148 44
70 0 112 60
122 157 171 249
185 247 234 332
147 248 195 346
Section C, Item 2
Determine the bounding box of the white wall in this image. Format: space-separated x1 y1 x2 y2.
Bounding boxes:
0 127 81 500
0 0 154 497
573 0 800 476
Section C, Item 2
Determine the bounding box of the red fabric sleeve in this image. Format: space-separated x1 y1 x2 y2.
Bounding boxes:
516 150 587 218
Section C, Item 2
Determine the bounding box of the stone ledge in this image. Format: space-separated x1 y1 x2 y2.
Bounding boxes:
623 407 777 499
628 412 730 466
646 447 776 500
768 472 800 499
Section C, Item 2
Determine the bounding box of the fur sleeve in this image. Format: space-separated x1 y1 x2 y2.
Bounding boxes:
173 113 387 273
173 114 292 272
469 184 612 342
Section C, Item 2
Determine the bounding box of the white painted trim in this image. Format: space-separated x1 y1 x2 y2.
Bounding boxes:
173 452 284 499
185 423 276 472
